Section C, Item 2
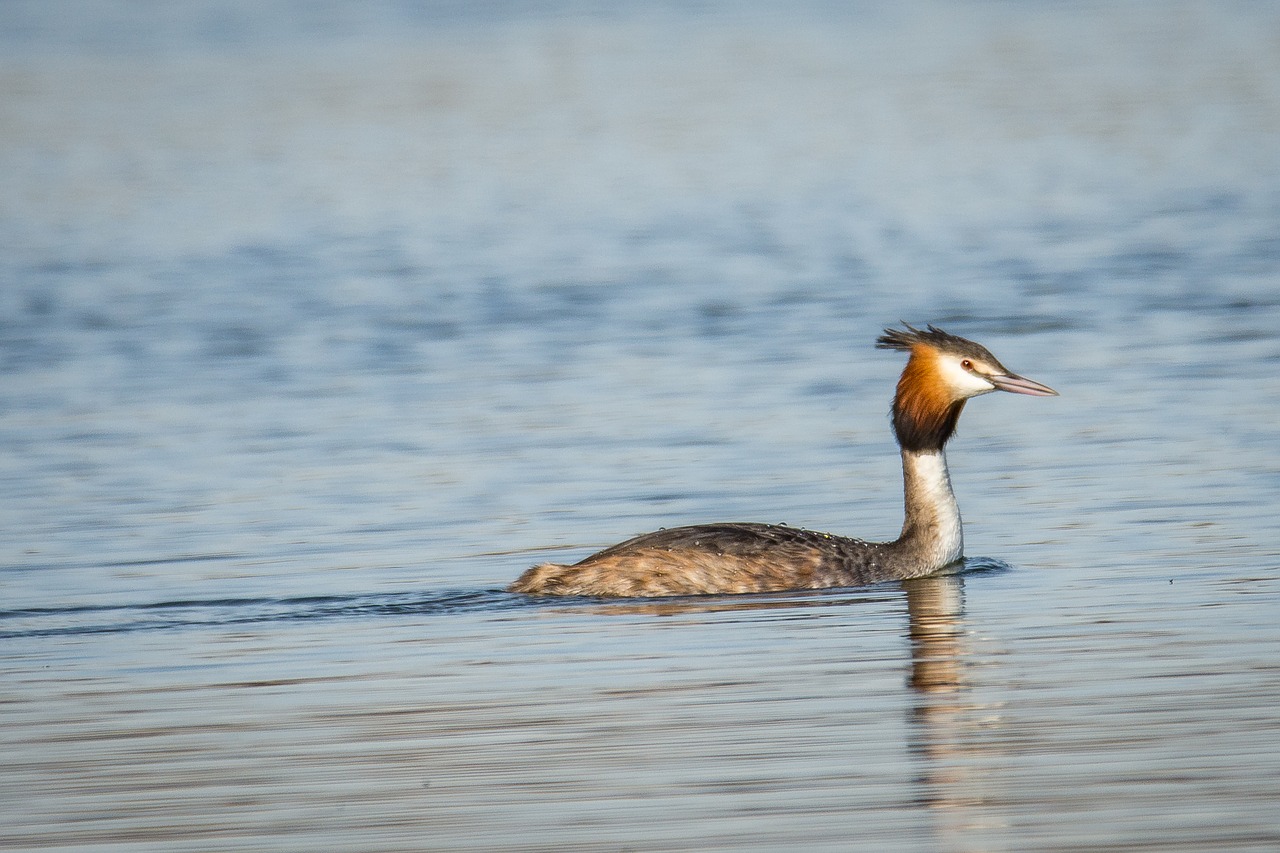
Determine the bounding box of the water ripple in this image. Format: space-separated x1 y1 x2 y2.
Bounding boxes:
0 589 526 639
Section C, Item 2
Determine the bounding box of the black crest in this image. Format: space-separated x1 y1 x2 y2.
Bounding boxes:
876 323 1002 366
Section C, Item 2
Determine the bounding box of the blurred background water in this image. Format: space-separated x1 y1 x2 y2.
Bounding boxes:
2 1 1279 850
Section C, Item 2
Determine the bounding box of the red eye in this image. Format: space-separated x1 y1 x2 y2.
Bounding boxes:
961 359 974 370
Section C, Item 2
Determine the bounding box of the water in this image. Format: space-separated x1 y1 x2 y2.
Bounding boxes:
3 1 1280 849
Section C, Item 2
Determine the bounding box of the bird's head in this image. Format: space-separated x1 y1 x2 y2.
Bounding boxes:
876 324 1057 451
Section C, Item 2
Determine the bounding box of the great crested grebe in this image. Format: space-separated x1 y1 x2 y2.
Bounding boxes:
510 324 1057 597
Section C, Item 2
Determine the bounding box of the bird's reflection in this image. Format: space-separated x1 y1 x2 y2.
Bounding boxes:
526 565 1004 848
904 572 1005 849
905 573 968 692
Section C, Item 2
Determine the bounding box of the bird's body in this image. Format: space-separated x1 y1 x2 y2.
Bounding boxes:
510 324 1056 598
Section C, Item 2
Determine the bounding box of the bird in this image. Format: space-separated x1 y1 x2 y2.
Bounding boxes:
509 324 1057 597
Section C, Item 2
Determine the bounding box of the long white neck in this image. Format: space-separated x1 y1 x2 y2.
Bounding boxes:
891 448 964 576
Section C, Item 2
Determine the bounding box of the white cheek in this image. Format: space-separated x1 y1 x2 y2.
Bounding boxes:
937 358 997 396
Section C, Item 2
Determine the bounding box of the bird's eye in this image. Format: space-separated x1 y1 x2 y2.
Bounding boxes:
961 359 974 371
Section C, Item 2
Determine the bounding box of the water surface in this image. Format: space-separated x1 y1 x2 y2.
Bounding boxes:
2 2 1280 850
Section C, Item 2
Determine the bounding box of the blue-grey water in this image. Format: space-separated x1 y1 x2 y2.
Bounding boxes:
3 1 1280 850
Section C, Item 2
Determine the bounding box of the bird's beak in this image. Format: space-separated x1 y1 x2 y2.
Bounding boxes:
988 372 1058 397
